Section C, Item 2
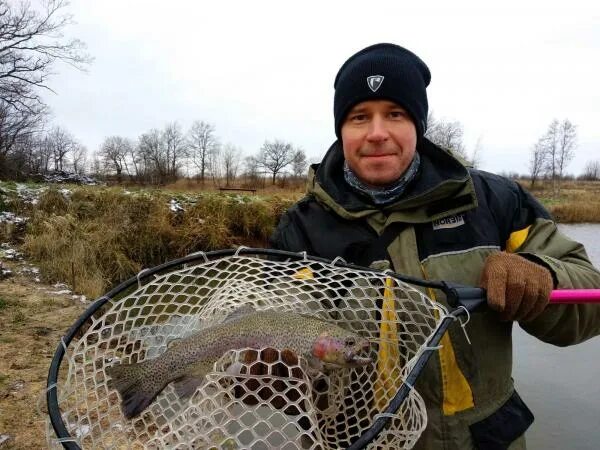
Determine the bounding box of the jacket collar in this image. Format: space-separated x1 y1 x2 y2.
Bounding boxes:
307 138 477 224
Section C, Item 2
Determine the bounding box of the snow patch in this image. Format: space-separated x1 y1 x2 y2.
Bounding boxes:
169 198 184 213
0 211 27 225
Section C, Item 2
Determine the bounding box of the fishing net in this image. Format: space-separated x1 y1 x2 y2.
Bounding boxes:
46 249 451 449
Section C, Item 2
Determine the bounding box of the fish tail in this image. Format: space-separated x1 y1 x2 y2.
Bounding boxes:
106 360 162 419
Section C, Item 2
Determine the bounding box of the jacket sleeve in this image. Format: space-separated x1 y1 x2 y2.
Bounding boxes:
504 184 600 346
269 196 375 260
269 204 313 254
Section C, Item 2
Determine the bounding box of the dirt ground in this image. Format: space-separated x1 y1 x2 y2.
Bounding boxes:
0 259 87 449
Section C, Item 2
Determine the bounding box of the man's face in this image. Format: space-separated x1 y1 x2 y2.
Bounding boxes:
341 100 417 187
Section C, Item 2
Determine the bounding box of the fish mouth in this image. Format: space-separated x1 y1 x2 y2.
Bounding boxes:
344 341 372 366
345 355 373 366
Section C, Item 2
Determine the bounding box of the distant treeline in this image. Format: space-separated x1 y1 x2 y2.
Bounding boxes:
0 120 310 189
91 122 309 188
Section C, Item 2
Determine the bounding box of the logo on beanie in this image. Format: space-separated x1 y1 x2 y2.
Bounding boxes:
367 75 384 92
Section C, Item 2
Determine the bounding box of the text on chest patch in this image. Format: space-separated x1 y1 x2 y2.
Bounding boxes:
432 214 465 230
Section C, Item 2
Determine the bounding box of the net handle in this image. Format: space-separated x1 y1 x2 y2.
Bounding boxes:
549 289 600 303
445 285 600 310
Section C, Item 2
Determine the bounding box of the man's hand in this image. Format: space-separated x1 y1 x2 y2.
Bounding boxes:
480 252 554 322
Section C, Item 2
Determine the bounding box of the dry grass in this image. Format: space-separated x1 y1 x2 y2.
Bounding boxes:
20 187 297 298
549 202 600 223
523 180 600 223
162 177 307 195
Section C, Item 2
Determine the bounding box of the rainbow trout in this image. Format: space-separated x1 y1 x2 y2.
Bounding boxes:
106 309 372 418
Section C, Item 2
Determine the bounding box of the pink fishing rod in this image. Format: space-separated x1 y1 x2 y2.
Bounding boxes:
550 289 600 304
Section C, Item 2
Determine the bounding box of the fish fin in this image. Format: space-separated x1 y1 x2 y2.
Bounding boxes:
173 375 205 398
223 305 255 323
106 361 159 419
226 361 244 375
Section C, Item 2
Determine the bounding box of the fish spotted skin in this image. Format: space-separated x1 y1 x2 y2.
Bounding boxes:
106 310 371 418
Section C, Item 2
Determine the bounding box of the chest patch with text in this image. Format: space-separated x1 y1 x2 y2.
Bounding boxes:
432 214 465 230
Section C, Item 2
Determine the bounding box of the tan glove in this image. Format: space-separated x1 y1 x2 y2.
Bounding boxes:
480 252 554 322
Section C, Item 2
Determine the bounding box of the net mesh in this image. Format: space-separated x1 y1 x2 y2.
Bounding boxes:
46 253 448 449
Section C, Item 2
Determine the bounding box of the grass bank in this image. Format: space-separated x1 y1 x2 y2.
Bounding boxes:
525 180 600 223
3 185 298 298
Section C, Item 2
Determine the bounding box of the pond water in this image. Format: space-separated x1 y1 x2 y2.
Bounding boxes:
513 224 600 449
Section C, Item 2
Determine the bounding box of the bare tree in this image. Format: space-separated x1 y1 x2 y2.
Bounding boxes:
99 136 133 180
537 119 577 195
540 119 560 193
208 144 222 186
71 142 86 174
291 148 308 179
529 139 546 188
188 120 219 184
2 132 31 176
556 119 576 193
221 143 241 187
0 98 45 176
162 122 187 180
256 139 295 185
90 153 101 177
425 112 467 159
125 139 140 179
0 0 91 115
243 155 262 188
133 124 187 184
46 125 74 171
137 128 165 183
37 133 53 172
581 160 600 181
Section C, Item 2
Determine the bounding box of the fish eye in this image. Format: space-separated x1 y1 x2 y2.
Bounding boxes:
345 337 356 346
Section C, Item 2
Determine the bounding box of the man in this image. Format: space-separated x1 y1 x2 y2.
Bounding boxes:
269 43 600 449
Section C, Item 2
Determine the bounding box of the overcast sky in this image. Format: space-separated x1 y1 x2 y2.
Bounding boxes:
44 0 599 175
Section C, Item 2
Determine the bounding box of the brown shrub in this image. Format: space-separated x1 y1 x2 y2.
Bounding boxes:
21 188 296 298
36 187 69 215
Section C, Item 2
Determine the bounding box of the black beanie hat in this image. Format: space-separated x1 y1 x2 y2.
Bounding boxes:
333 43 431 138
